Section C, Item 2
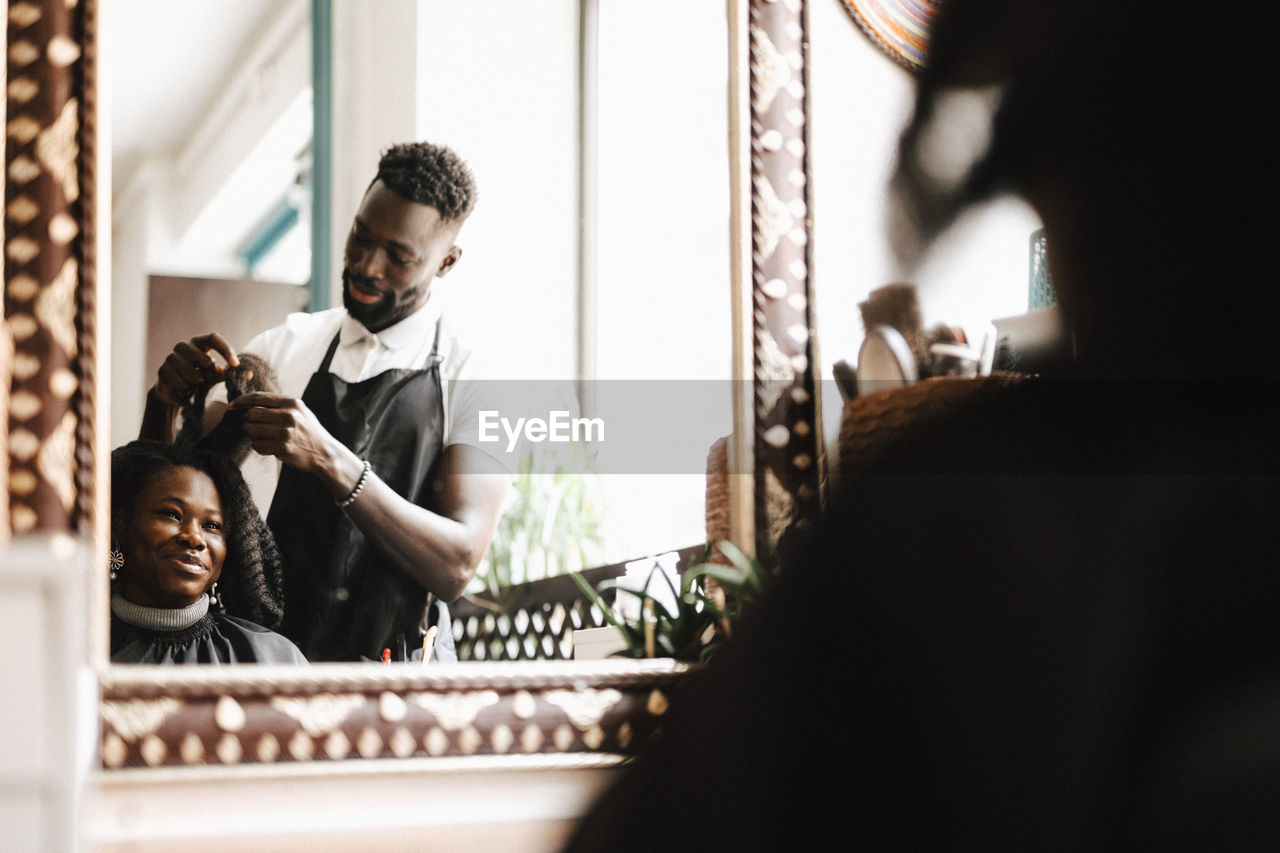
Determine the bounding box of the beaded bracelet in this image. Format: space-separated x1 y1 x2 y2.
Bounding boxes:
336 459 372 508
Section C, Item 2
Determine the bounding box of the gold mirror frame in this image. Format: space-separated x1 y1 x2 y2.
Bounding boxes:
4 0 819 772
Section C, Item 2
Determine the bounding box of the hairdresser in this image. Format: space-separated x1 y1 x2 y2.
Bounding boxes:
140 141 510 663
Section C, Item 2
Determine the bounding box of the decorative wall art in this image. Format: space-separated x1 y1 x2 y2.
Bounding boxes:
839 0 939 71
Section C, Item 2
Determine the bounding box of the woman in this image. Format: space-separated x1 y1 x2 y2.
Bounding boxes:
110 439 307 663
568 0 1280 849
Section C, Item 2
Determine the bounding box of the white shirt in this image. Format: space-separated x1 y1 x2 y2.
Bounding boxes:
212 297 510 517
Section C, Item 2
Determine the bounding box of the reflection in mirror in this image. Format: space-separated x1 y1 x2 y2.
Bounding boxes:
107 0 732 660
107 439 309 663
808 0 1045 473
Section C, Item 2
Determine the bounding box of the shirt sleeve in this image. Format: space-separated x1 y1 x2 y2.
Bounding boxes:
446 368 518 475
441 329 523 475
446 359 588 479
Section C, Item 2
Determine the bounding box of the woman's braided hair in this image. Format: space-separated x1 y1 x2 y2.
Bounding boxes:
111 439 286 629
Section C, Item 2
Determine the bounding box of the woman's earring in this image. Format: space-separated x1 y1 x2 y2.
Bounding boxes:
109 548 124 581
208 582 221 609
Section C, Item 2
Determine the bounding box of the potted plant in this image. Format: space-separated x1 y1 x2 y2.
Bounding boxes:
570 540 765 663
468 441 606 614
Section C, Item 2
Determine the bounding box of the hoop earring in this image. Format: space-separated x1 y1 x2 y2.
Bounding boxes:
109 548 124 581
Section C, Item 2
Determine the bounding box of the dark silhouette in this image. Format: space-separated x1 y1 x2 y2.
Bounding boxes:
566 0 1280 849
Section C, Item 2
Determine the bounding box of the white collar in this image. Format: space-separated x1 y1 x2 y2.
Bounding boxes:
339 294 443 352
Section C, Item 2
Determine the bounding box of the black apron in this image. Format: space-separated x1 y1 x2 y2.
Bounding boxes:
269 323 457 662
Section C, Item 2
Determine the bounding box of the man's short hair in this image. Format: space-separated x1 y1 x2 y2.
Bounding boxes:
374 141 478 223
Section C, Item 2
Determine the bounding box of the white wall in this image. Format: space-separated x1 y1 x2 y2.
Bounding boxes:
0 538 96 853
589 0 734 560
327 0 422 313
109 169 168 446
412 0 580 382
593 0 731 382
108 1 311 447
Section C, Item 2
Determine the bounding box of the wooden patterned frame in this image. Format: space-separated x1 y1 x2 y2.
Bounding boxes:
5 0 101 539
744 0 823 551
3 0 820 773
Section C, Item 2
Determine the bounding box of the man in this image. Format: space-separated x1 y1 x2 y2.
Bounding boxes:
142 141 510 662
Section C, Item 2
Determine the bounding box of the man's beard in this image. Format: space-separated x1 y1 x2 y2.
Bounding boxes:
343 273 413 331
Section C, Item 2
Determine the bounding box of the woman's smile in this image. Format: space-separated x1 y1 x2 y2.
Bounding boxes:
117 465 226 609
166 551 209 574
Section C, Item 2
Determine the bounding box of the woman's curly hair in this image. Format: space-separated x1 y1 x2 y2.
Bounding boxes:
111 439 286 629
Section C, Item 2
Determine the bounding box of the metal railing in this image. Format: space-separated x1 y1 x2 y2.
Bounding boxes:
450 545 706 661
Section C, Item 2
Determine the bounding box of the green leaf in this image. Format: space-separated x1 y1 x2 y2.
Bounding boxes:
684 563 750 591
566 573 641 648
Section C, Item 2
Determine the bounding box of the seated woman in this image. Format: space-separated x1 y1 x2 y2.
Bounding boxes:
109 439 307 664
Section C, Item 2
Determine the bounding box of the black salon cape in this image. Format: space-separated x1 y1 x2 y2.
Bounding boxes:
111 612 309 664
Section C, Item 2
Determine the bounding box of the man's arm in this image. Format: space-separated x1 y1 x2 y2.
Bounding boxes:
231 392 509 600
139 332 240 442
343 444 509 601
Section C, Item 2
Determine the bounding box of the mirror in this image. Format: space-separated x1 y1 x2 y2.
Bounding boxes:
106 0 737 660
0 0 819 775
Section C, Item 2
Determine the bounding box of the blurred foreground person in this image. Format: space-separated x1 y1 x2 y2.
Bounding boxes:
567 0 1280 849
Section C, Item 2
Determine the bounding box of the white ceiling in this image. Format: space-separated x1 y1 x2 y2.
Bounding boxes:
106 0 285 194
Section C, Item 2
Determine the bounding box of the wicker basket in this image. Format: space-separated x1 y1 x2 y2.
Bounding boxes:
836 373 1025 484
704 435 732 564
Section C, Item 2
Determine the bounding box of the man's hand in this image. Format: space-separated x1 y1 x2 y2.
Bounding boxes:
153 333 240 406
230 392 347 484
140 332 240 441
232 391 510 602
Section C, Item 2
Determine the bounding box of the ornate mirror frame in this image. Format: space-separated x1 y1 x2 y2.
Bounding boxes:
4 0 819 774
